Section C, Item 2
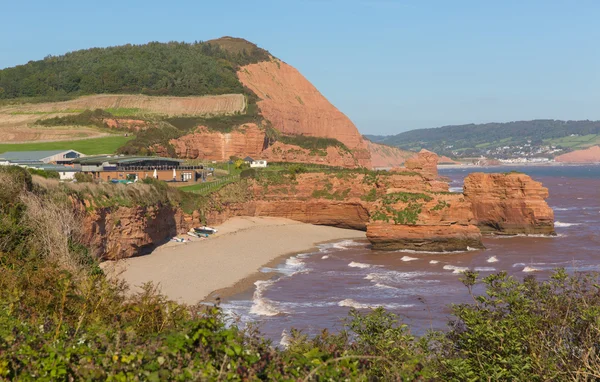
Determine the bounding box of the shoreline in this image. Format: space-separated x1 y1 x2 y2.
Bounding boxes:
101 217 365 305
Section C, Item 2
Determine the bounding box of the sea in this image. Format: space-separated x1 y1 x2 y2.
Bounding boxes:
221 165 600 345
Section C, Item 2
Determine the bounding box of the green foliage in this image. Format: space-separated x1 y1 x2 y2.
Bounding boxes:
26 167 60 179
382 192 433 204
0 40 270 99
312 187 351 200
240 168 257 179
117 122 183 156
371 120 600 155
361 188 378 202
431 200 450 211
74 172 94 183
0 136 134 155
36 108 114 128
278 134 349 153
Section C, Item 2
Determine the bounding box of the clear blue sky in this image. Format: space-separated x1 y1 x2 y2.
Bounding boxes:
2 0 599 135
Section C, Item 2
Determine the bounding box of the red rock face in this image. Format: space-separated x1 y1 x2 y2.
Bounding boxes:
463 172 555 235
367 141 417 168
77 201 199 261
555 145 600 163
237 60 372 168
260 142 360 168
404 149 439 180
169 124 266 160
366 223 483 252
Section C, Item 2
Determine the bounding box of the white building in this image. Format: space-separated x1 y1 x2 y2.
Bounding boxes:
250 159 268 168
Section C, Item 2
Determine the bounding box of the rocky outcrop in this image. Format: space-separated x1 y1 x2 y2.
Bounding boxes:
366 192 483 251
555 146 600 163
463 172 555 235
169 124 266 161
404 149 439 180
76 202 199 261
367 141 417 168
237 60 372 168
261 142 360 168
367 223 483 252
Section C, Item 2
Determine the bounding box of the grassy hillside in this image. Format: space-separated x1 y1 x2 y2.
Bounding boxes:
0 135 133 155
0 39 270 100
374 120 600 158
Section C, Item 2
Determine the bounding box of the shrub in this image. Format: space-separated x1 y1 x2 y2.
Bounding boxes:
74 172 94 183
26 167 60 179
240 168 257 179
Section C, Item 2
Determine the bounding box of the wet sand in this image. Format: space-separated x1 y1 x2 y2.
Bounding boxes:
101 217 365 305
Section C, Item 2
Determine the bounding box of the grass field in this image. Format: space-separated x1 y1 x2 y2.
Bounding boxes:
544 134 600 149
0 135 134 155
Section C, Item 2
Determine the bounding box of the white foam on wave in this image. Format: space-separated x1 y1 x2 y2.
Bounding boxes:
374 283 397 290
553 207 577 211
490 233 562 239
474 267 496 272
249 280 285 316
401 256 419 262
487 256 499 263
338 299 372 309
523 266 540 273
555 221 580 228
395 246 480 254
449 186 463 193
321 255 330 260
337 299 414 310
365 270 440 286
429 260 440 264
280 329 291 347
348 261 375 268
443 265 469 274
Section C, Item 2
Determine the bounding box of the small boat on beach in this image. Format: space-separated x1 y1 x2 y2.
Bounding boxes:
187 230 209 238
193 226 218 235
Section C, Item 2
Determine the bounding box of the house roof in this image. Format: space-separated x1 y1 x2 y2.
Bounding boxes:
0 150 74 162
73 155 183 166
243 156 254 161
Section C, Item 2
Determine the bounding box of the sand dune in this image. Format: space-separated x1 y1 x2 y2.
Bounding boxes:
101 217 365 304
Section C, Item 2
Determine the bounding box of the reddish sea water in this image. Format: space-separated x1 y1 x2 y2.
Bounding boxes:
222 165 600 344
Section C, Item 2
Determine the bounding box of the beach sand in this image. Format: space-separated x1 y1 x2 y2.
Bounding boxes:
101 217 365 305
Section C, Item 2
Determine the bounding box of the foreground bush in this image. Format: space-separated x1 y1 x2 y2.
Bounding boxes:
1 165 599 380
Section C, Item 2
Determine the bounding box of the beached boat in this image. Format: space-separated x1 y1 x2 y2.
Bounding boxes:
193 226 218 234
187 230 209 238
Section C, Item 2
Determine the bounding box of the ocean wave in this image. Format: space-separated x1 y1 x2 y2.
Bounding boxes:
365 270 441 285
429 260 440 264
449 187 464 193
489 233 562 239
553 207 577 211
394 247 480 254
338 299 372 309
555 221 580 228
321 255 330 260
249 280 286 317
474 267 496 272
337 299 414 310
280 330 291 348
401 256 419 262
443 265 469 274
348 261 379 268
486 256 499 263
374 282 397 290
523 266 541 273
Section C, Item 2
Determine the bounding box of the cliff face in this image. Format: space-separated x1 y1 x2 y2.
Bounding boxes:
75 200 199 261
237 60 372 168
169 124 266 160
367 141 417 168
555 146 600 163
463 172 555 235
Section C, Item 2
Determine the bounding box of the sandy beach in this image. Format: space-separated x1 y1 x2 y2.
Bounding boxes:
102 217 365 304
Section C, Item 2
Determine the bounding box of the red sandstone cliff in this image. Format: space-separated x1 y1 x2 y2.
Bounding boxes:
367 141 417 168
169 124 266 161
237 60 372 168
463 172 555 235
555 146 600 163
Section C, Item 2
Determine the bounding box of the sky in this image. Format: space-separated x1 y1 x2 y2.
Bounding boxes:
1 0 599 135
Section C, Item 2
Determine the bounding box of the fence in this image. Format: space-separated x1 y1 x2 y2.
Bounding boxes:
183 175 241 196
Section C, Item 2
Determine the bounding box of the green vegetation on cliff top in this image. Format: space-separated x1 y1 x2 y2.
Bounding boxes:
0 38 270 100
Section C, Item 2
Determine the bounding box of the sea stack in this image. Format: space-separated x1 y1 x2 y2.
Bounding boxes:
463 172 555 235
